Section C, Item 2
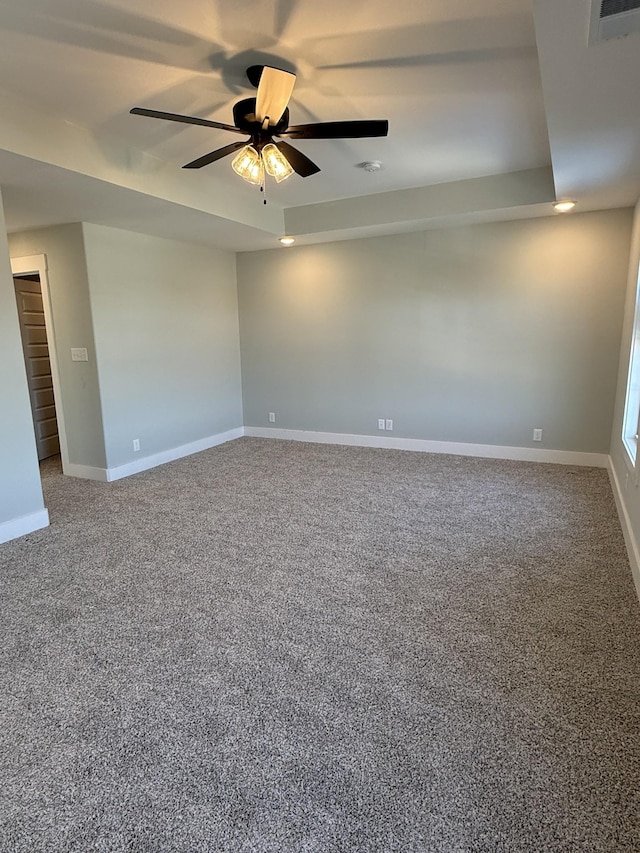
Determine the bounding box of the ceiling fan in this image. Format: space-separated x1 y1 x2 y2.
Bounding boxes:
130 65 389 185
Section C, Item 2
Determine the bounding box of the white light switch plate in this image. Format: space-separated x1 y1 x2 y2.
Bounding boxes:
71 347 88 362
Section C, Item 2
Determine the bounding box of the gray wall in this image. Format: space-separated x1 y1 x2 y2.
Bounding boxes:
238 210 632 452
82 223 243 469
8 224 106 469
0 189 45 526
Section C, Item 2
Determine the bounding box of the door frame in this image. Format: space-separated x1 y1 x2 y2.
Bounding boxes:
11 253 69 474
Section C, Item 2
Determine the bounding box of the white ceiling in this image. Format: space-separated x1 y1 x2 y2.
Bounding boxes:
0 0 637 251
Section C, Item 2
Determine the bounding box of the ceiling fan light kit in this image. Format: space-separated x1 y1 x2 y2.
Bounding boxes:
131 65 389 191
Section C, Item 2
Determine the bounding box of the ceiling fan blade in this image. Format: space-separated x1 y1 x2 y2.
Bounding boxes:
276 141 321 178
255 66 296 126
130 107 244 135
183 141 249 169
280 119 389 140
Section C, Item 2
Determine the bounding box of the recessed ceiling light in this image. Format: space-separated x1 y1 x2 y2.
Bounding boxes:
553 200 576 213
279 236 295 246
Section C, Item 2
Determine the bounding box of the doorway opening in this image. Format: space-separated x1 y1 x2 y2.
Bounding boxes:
11 254 68 478
13 274 60 461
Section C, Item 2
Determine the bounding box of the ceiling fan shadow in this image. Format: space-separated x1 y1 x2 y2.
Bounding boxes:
300 14 536 76
220 49 297 95
1 0 225 73
274 0 298 39
318 44 539 72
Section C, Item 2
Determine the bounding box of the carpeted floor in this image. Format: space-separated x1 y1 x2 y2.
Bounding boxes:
1 438 640 852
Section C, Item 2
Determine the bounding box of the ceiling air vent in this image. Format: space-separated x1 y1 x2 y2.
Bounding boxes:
589 0 640 43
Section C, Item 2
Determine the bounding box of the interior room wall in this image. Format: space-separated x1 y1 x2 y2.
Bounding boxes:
237 209 632 453
8 224 107 470
0 190 47 538
81 223 243 470
609 197 640 593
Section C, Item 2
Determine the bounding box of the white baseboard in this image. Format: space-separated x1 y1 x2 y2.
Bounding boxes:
0 508 50 544
64 463 109 482
244 427 609 468
607 458 640 603
105 427 245 482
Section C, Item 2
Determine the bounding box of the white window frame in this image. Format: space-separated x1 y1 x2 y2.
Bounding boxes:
622 260 640 474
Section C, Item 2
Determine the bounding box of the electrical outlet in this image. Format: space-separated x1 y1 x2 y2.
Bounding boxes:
385 419 393 431
133 439 140 452
269 412 276 423
533 428 543 442
378 419 386 430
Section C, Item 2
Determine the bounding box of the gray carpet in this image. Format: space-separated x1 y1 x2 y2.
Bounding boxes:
1 438 639 852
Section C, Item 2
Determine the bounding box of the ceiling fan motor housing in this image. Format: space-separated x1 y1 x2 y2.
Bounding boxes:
233 98 290 139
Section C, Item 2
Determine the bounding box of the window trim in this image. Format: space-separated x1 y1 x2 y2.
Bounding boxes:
622 261 640 476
